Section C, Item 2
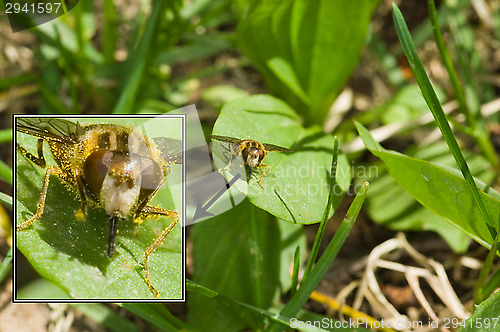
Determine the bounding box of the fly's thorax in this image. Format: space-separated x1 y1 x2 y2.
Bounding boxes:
47 141 82 187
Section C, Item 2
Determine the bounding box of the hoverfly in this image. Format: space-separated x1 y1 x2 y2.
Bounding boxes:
211 135 292 190
15 117 182 299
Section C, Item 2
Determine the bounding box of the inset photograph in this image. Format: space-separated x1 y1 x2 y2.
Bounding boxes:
14 115 185 301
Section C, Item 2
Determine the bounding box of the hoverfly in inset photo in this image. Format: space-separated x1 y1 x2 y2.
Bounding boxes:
211 135 292 190
14 116 184 300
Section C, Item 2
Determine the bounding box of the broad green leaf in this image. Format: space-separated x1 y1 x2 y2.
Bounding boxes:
459 290 500 332
355 121 499 249
237 0 378 125
366 167 470 253
363 141 495 253
212 95 351 224
16 118 183 300
188 200 306 331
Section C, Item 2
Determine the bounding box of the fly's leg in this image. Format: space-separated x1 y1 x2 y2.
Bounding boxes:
17 139 46 168
257 163 270 190
17 166 62 231
74 168 88 219
217 143 240 173
139 206 179 298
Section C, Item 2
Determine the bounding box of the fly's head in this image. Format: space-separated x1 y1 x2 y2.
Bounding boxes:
83 149 165 257
240 141 266 177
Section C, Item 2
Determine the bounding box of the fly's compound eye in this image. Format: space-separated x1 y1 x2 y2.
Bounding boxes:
131 153 164 204
135 154 163 191
241 146 251 161
257 149 265 162
83 150 114 195
84 151 163 197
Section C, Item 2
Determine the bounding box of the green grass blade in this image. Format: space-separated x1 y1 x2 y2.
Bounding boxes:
112 1 166 114
427 0 468 120
303 137 339 281
480 263 500 303
249 205 264 309
275 182 369 325
0 192 12 207
103 0 118 64
0 73 36 89
0 160 12 185
38 78 72 114
474 225 499 304
0 129 13 143
290 245 301 297
52 25 80 114
392 4 497 241
187 280 259 329
0 247 12 284
427 0 497 166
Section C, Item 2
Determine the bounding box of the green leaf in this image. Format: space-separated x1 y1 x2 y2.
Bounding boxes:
362 141 495 253
212 95 351 224
16 118 183 300
355 121 499 249
366 167 470 253
458 290 500 332
188 200 306 331
237 0 378 125
18 278 71 299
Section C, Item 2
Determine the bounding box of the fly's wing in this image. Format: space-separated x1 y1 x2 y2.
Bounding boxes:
262 143 292 153
16 118 79 143
153 137 183 165
211 135 245 154
210 135 244 145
